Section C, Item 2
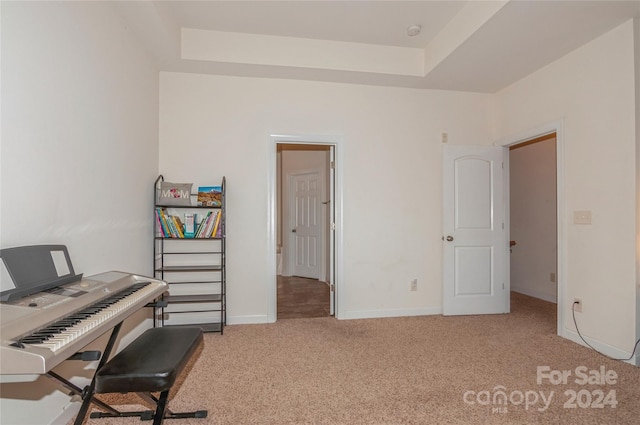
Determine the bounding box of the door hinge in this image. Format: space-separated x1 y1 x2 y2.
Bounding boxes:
330 161 335 169
330 284 335 292
331 222 336 231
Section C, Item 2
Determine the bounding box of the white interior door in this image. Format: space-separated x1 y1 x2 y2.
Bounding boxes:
443 145 509 315
290 170 322 279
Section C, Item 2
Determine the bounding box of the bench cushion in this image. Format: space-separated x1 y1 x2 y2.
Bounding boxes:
95 327 203 394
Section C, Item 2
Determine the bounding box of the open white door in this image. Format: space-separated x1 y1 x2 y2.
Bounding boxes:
443 145 509 315
328 146 335 315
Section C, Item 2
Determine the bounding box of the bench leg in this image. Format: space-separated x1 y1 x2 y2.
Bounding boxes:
153 390 169 425
89 391 208 423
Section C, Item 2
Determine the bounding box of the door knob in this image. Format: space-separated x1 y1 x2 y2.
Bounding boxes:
446 235 454 242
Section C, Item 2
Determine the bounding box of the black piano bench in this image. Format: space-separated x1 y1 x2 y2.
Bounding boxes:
88 326 207 425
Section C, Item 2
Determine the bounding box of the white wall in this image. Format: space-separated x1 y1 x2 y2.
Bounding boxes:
2 4 637 423
0 2 159 424
159 73 493 322
494 20 637 357
510 138 557 303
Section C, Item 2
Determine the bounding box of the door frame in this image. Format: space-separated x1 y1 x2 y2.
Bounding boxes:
267 133 344 322
497 119 565 337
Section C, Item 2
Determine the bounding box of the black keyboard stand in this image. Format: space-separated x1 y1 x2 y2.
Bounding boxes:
45 300 184 424
73 322 124 425
42 322 125 420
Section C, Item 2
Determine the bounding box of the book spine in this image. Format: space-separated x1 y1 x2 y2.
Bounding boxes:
194 215 202 238
215 214 223 238
157 208 171 238
155 209 166 237
172 216 185 238
178 216 186 238
202 211 214 238
211 210 222 238
205 211 219 237
161 209 177 238
195 212 211 238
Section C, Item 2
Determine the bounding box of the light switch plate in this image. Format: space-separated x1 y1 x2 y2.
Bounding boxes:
573 210 592 225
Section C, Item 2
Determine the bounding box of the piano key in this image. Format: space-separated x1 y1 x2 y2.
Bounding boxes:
19 284 149 343
22 282 159 353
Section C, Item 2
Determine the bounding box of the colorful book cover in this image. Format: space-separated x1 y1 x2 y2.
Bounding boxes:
197 186 222 207
184 213 195 238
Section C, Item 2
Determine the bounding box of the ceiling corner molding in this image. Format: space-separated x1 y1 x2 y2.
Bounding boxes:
181 28 425 77
423 0 510 75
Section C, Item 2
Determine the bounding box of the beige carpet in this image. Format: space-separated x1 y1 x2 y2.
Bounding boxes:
76 293 640 424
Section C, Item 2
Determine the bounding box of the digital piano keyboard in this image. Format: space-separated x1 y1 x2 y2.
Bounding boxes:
0 271 167 375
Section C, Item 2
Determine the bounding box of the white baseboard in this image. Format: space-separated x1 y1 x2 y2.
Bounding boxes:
512 287 557 304
342 307 442 320
51 400 80 425
227 308 443 324
563 329 637 366
227 314 270 325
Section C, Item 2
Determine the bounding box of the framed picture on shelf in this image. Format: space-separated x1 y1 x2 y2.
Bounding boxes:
197 186 222 207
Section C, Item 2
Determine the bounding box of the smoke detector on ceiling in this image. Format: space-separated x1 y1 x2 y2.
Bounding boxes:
406 25 422 37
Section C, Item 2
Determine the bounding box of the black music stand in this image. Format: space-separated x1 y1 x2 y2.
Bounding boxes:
0 245 83 302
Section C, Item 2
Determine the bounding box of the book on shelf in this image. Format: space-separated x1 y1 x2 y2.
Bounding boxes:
156 207 187 238
155 209 168 237
164 209 178 237
197 186 222 207
195 210 222 238
211 210 222 238
172 215 185 238
215 214 223 238
184 213 195 238
156 208 170 237
156 208 221 239
195 211 212 238
202 211 218 238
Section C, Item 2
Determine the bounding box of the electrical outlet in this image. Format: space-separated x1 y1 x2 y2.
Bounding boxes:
550 272 556 283
573 298 582 313
410 279 418 291
573 210 592 225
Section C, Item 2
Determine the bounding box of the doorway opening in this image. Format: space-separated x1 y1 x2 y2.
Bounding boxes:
278 144 331 319
267 134 343 323
507 129 562 335
277 275 331 319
